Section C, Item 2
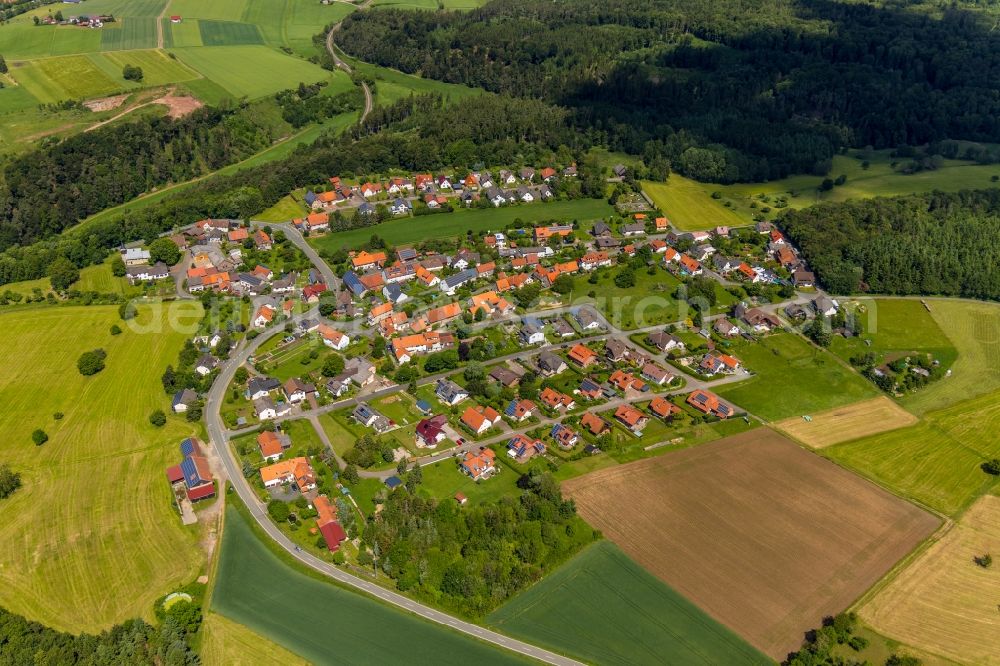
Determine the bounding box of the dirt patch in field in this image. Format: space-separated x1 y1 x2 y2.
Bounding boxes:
563 428 940 660
774 396 918 448
84 94 129 113
861 495 1000 665
153 92 203 119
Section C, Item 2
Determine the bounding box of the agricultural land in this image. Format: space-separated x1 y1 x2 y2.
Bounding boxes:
564 429 940 660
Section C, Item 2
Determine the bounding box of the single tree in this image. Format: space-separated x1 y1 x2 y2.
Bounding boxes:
0 464 21 499
110 324 122 335
149 410 166 427
77 349 107 376
267 500 290 522
47 256 79 291
234 367 249 384
322 353 345 377
122 64 144 82
32 429 48 446
148 238 180 265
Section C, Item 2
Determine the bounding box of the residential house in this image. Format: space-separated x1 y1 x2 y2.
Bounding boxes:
641 362 674 386
171 388 198 413
314 495 347 552
461 405 501 435
609 369 643 392
507 434 545 463
122 247 151 266
368 302 393 326
614 404 649 434
352 250 387 271
687 389 734 418
302 283 328 303
352 402 392 432
125 263 170 284
253 304 276 328
621 222 646 237
604 338 630 363
577 378 603 401
440 268 478 295
551 319 575 338
814 296 840 317
194 354 218 376
427 302 461 327
591 221 612 237
647 331 685 353
435 379 469 406
736 304 781 332
260 457 317 492
539 387 575 411
568 343 599 368
519 322 546 345
318 324 350 350
383 283 408 306
550 423 578 449
537 351 568 376
700 352 741 375
391 331 453 363
793 269 816 288
415 415 448 448
254 396 277 420
247 376 280 401
258 430 291 462
580 251 612 271
581 412 609 436
714 318 741 337
165 438 215 502
678 254 703 276
504 399 537 422
574 308 602 331
460 448 496 481
489 366 520 387
649 396 681 420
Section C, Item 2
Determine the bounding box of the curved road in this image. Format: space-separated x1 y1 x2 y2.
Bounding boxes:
205 310 581 665
325 3 374 123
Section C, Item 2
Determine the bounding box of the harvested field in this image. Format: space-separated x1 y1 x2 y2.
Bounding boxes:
774 396 918 448
563 429 940 660
861 495 1000 666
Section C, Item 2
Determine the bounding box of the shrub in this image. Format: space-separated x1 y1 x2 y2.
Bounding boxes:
110 324 122 335
77 349 107 376
149 410 167 427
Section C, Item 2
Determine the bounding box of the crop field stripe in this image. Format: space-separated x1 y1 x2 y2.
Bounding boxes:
198 20 264 47
489 541 770 665
212 503 527 665
774 396 918 449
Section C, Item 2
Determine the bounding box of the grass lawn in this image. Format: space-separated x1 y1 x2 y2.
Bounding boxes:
96 49 201 87
416 456 520 505
200 612 309 666
651 150 1000 230
352 60 481 106
72 260 132 294
12 54 122 104
212 504 528 665
899 299 1000 416
828 298 956 366
564 265 736 330
310 199 615 252
642 176 751 231
318 409 362 457
488 541 770 666
169 45 330 102
257 194 307 222
824 388 1000 517
715 332 879 421
0 304 204 632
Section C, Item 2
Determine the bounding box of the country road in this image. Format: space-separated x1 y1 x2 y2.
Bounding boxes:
325 1 374 123
205 307 582 665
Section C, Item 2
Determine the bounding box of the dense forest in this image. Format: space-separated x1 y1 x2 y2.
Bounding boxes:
364 470 596 617
0 93 590 288
335 0 1000 182
778 189 1000 299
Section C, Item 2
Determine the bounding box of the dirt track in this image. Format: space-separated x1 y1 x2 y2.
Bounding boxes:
564 429 940 660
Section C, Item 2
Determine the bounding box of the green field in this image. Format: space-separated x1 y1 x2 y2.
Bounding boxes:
897 299 1000 416
825 388 1000 516
170 45 330 102
644 151 1000 231
12 54 122 103
198 20 263 47
163 19 203 47
100 18 158 51
642 176 751 231
488 541 771 666
200 612 310 666
98 49 201 86
716 332 879 421
72 260 131 294
311 199 615 252
167 0 249 21
371 0 487 8
0 304 204 632
213 504 527 665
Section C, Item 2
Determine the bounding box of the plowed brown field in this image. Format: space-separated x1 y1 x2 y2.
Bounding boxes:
563 429 940 660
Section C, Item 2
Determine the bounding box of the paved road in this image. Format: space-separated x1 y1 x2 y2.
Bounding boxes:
205 309 581 665
326 3 374 123
270 221 342 294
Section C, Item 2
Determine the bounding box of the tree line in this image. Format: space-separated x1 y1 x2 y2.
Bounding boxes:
0 92 592 288
778 188 1000 299
333 0 1000 183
